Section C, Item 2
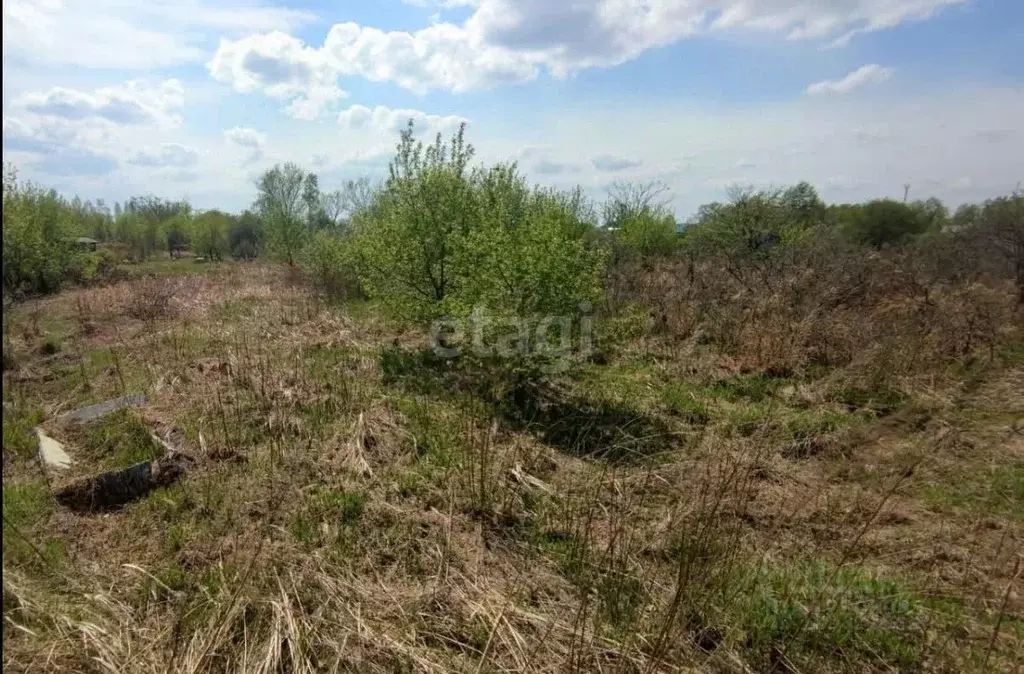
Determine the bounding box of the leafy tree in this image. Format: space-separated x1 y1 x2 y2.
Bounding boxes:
952 203 982 229
458 163 606 319
353 121 605 334
230 210 264 259
124 195 189 259
685 186 804 290
602 180 678 258
616 209 679 258
256 163 310 265
843 199 926 249
191 210 230 261
977 192 1024 303
165 213 191 256
780 181 826 228
2 164 83 295
911 197 949 232
301 230 360 297
353 121 476 319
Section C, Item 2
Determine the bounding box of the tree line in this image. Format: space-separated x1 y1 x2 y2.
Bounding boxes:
3 123 1022 312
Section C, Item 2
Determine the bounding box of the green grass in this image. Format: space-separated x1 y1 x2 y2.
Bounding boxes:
292 488 369 548
39 335 62 355
3 481 53 530
573 361 662 409
709 373 788 403
662 383 712 425
2 404 45 461
82 409 163 469
533 528 648 632
733 560 964 670
827 382 905 416
726 403 776 437
921 465 1024 521
2 481 65 570
784 409 855 441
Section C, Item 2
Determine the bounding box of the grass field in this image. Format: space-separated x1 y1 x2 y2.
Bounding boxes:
3 259 1022 673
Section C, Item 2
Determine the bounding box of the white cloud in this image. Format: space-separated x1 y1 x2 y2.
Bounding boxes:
224 126 267 150
806 64 894 95
14 80 185 127
224 126 267 164
2 0 314 69
208 31 345 119
337 105 467 135
592 154 643 172
533 159 581 175
130 143 200 168
209 1 965 99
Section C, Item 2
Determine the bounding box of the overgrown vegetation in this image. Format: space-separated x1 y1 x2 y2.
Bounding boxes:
3 122 1022 673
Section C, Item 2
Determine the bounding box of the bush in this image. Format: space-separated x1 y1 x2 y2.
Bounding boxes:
2 166 83 297
353 122 606 338
301 231 361 299
840 199 927 249
191 211 230 261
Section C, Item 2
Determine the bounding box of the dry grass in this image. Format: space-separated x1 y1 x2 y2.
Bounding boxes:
3 258 1022 673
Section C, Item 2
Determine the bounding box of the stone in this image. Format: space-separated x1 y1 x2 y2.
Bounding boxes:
62 393 147 424
36 428 73 470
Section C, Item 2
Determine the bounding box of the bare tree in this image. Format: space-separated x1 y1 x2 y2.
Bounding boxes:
603 179 671 228
322 177 378 233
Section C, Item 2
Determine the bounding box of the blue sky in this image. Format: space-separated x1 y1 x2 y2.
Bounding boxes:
3 0 1022 217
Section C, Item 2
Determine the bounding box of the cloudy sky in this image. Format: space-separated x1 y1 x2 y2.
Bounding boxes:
2 0 1022 217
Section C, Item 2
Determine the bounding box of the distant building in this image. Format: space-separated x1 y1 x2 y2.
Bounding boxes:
73 237 99 252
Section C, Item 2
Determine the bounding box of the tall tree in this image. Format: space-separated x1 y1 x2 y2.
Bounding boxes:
256 163 309 265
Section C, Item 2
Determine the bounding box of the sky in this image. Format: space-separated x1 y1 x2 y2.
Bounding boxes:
2 0 1022 218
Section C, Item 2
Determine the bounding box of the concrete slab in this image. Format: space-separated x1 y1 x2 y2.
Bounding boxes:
36 428 73 470
62 393 147 424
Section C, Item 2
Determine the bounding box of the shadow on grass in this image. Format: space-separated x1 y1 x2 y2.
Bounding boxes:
380 345 678 463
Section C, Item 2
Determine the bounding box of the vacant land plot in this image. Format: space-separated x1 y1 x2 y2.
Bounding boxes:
3 258 1022 673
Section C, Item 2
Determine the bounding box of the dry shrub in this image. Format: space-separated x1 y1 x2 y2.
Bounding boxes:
125 278 179 321
610 233 1022 381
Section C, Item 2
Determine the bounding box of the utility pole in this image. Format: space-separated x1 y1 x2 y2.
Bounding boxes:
903 183 911 203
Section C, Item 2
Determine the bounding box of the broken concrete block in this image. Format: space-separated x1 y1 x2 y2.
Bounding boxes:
36 428 73 471
55 452 193 512
62 393 147 424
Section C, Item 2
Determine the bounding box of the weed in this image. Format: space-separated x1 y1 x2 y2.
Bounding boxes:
2 405 45 460
828 383 905 416
81 409 163 469
710 373 787 403
662 383 711 425
727 403 775 437
39 335 62 355
736 561 960 670
922 466 1024 521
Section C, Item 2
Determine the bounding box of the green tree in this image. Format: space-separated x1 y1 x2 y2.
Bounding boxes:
780 181 826 228
2 164 82 295
165 213 191 256
230 210 264 259
191 211 230 261
353 121 606 334
616 210 679 258
256 163 310 265
977 192 1024 303
685 186 803 290
353 120 476 319
844 199 926 249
